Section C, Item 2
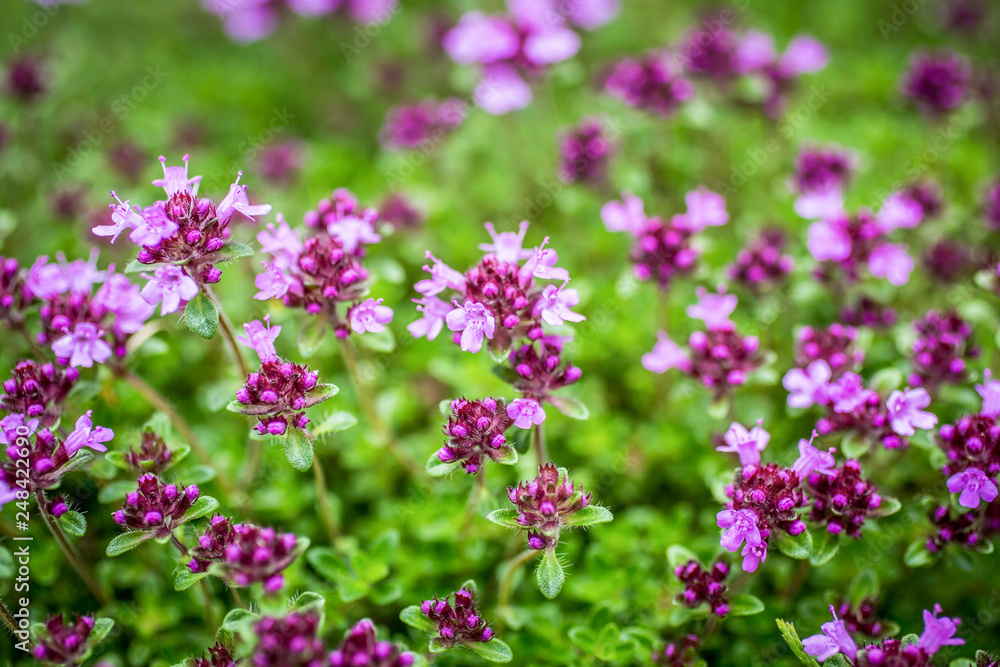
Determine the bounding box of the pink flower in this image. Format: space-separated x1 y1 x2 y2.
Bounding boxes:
641 331 691 374
93 273 155 335
445 300 496 353
826 372 873 413
717 419 770 468
877 192 924 231
782 360 832 408
254 261 293 300
776 35 829 76
975 369 1000 417
565 0 619 30
533 284 585 327
129 204 178 248
478 221 533 263
476 64 533 115
326 212 381 254
257 216 303 261
52 322 113 368
415 251 467 296
519 237 569 284
806 218 852 262
217 170 272 224
685 286 737 331
917 605 964 655
25 256 69 299
600 192 648 236
237 316 281 363
63 410 114 455
407 296 453 341
868 243 914 286
0 415 39 445
349 297 393 334
803 607 858 662
717 508 761 552
523 27 581 66
507 397 546 429
677 187 728 232
740 541 767 573
152 154 202 197
140 265 200 316
885 387 937 436
442 12 520 65
792 433 837 478
734 30 777 72
795 189 846 221
946 468 998 509
95 191 145 243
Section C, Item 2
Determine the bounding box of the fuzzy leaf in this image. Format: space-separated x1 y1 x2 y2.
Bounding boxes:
220 608 259 633
106 530 156 557
400 605 437 633
904 539 935 568
303 384 339 408
548 395 589 420
357 328 396 353
89 618 115 645
313 411 358 436
178 496 219 525
104 451 128 470
775 619 821 667
826 656 852 667
57 448 96 476
59 511 87 537
184 292 218 339
563 505 613 528
809 532 840 567
727 594 764 616
174 568 210 591
460 579 478 598
426 450 462 477
871 496 901 517
776 528 813 560
536 548 565 599
218 240 255 262
948 659 975 667
486 509 523 529
466 639 513 663
493 447 518 466
98 480 138 504
285 429 314 471
226 400 274 416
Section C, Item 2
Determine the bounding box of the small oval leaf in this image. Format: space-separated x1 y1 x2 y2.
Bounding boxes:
184 292 218 340
536 549 565 599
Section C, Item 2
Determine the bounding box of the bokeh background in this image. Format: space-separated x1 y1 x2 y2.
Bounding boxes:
1 0 999 665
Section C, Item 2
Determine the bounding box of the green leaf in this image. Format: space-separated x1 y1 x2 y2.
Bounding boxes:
826 656 852 667
900 634 919 648
0 547 13 580
59 511 87 537
106 531 156 557
949 659 976 667
840 435 870 460
174 568 210 591
460 579 478 598
548 395 589 420
89 618 114 645
285 429 314 471
184 292 218 339
871 367 903 395
287 591 326 615
104 451 128 470
666 545 699 569
426 450 462 477
218 240 255 261
98 480 138 504
303 384 339 408
466 639 513 663
307 547 352 583
562 505 613 528
872 496 901 517
439 399 455 417
536 548 565 599
57 448 95 476
776 528 813 560
776 619 821 667
491 365 519 384
493 447 518 465
809 532 840 567
667 605 709 627
226 399 274 416
400 605 437 633
428 638 448 653
904 539 935 568
178 496 219 525
357 328 396 353
220 608 260 634
486 508 522 529
67 379 102 405
848 570 879 605
727 594 764 616
313 411 358 436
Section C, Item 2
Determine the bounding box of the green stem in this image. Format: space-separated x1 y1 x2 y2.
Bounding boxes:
312 453 339 544
460 469 487 538
0 596 25 645
532 423 547 465
35 490 110 607
230 586 247 609
496 549 540 631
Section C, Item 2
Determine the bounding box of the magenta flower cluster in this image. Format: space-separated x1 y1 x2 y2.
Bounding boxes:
505 463 594 550
32 614 96 665
674 559 730 617
205 0 400 43
189 516 301 593
437 397 515 475
0 359 78 427
419 586 494 647
112 472 199 538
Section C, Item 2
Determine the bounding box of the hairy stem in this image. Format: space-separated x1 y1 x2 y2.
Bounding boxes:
312 453 339 544
230 586 247 609
496 549 540 630
35 490 110 607
0 596 27 647
532 423 547 465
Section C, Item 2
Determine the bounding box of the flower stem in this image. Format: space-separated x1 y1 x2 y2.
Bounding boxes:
532 423 547 465
0 596 27 647
460 469 488 538
338 337 419 476
312 452 339 544
35 490 110 607
115 366 236 499
170 534 218 629
496 549 540 630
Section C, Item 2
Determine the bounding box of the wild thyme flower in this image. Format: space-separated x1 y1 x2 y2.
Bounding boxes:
507 337 582 403
380 98 465 150
32 614 94 665
558 117 615 185
437 397 515 474
0 256 30 328
716 419 770 469
1 360 78 426
984 180 1000 230
727 228 794 291
791 145 855 200
122 430 176 474
506 463 596 550
218 523 301 593
723 464 806 564
191 642 237 667
795 324 864 379
652 634 701 666
841 297 897 329
251 612 326 667
1 413 111 492
4 55 46 102
834 598 888 638
605 50 694 116
928 500 1000 551
901 49 971 116
730 32 829 117
908 310 977 389
329 619 416 667
420 586 494 647
207 0 400 43
188 514 234 574
674 559 730 617
112 473 199 538
938 413 1000 509
807 460 883 537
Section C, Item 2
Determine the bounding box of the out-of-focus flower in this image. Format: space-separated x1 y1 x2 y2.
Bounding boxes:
901 49 971 116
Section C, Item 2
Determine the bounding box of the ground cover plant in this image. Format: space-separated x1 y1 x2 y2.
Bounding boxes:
1 0 1000 665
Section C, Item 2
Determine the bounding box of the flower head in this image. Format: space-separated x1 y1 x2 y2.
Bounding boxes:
140 265 199 316
783 360 832 409
420 586 495 647
717 419 770 468
349 297 394 334
438 397 515 474
330 619 416 667
917 604 964 655
685 286 737 331
802 606 858 662
62 410 113 456
947 468 998 509
237 316 281 364
51 323 113 368
32 614 95 666
716 508 761 552
792 433 837 478
507 464 597 549
446 300 496 353
886 387 937 436
507 397 546 430
112 473 199 539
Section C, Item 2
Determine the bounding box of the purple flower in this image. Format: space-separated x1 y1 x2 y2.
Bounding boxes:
129 204 179 248
716 508 761 552
519 238 569 284
601 192 649 237
792 434 837 478
565 0 619 30
0 414 39 445
901 50 971 115
237 316 281 364
868 243 914 286
533 284 585 327
877 192 924 231
677 188 728 232
254 261 292 300
802 606 858 662
416 251 467 297
947 468 998 509
642 331 691 374
442 12 520 65
478 221 533 263
685 286 737 331
349 297 394 334
886 387 937 436
476 64 533 115
62 410 113 455
407 296 453 341
140 265 200 316
257 216 303 260
51 323 112 368
717 419 769 468
826 373 873 414
93 273 156 335
326 210 381 254
605 51 693 117
217 171 272 224
783 360 832 409
446 300 495 353
507 398 546 429
975 370 1000 417
806 217 852 262
776 35 829 76
917 604 964 654
740 541 767 573
152 154 201 197
95 192 147 243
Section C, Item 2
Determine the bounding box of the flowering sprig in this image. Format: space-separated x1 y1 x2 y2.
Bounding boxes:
380 98 466 151
488 463 612 598
908 309 977 390
1 359 78 427
227 317 338 470
727 228 794 292
429 397 517 476
900 49 971 117
400 582 512 662
31 614 115 666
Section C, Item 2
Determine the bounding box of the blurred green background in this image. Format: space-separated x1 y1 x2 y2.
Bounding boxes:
1 0 999 664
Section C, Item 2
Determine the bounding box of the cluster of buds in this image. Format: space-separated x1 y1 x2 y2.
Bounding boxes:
1 360 78 426
122 430 176 474
188 514 235 573
908 310 977 389
652 634 701 666
602 190 727 290
728 228 794 291
508 338 582 402
329 619 416 667
232 318 333 436
558 116 615 185
420 586 494 647
604 50 694 116
251 612 326 667
32 614 95 665
807 460 883 537
380 98 465 150
642 287 764 398
900 49 971 116
192 642 237 667
25 252 154 367
791 145 855 205
437 397 515 474
922 240 977 283
113 474 198 538
928 500 1000 552
794 324 864 378
506 464 592 550
217 523 300 592
1 412 112 493
409 222 584 356
834 598 887 638
674 559 730 617
0 256 30 328
841 297 897 329
255 189 394 336
938 415 1000 510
